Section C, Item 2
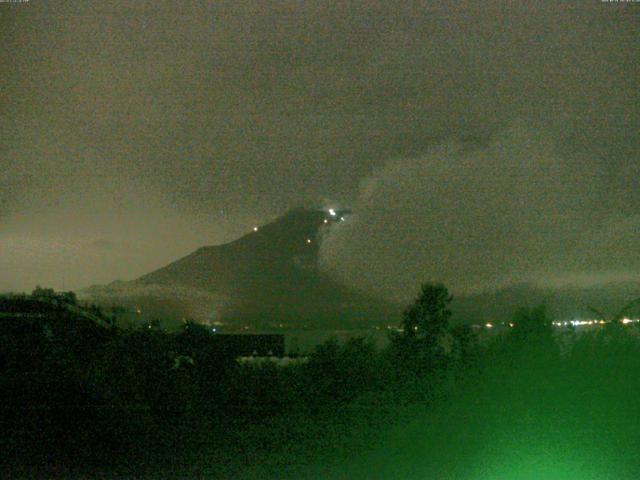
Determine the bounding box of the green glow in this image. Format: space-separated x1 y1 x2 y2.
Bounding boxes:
477 455 607 480
470 429 615 480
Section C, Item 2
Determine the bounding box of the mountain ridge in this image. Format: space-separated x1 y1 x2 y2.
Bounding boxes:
82 207 401 329
81 207 640 328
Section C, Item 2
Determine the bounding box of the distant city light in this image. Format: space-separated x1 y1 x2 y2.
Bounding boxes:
340 216 345 221
306 238 312 244
328 208 336 217
323 219 328 224
253 226 259 232
473 317 640 330
546 318 640 328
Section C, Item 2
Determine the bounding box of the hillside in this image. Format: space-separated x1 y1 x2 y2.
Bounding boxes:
82 208 401 329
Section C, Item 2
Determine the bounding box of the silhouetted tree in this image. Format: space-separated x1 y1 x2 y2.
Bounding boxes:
511 305 552 341
32 285 56 299
59 291 77 305
402 282 452 342
450 323 478 366
506 305 559 366
388 283 453 377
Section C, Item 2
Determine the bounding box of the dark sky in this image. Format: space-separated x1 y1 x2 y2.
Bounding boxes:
1 1 639 298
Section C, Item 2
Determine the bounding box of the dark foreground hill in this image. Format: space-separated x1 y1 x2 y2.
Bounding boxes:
82 208 400 330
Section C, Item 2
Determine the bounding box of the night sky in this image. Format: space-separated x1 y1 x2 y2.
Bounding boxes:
1 1 638 299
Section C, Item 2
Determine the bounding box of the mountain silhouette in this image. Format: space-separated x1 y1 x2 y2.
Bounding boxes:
83 208 400 329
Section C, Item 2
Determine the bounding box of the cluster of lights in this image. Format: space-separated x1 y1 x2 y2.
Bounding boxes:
249 208 348 246
552 320 604 327
551 318 640 327
328 208 346 221
478 318 640 329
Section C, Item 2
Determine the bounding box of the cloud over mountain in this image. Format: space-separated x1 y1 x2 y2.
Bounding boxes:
319 124 640 300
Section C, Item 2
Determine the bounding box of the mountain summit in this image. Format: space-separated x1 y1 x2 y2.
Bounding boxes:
83 208 398 329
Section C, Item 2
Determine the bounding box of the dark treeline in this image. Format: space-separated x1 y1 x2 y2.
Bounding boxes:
2 284 640 478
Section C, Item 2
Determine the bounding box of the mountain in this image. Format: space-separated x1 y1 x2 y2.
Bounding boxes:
82 208 401 329
82 207 640 329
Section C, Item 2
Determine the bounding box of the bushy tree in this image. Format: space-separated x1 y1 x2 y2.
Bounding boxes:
59 291 78 305
31 285 56 299
388 283 453 377
402 282 452 343
450 323 478 366
505 305 560 367
511 305 552 342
